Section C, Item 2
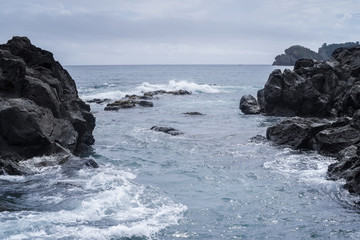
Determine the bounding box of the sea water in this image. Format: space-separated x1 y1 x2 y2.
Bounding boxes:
1 65 360 239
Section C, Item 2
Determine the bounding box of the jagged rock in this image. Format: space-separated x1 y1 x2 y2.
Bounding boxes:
0 36 96 174
266 118 331 149
150 126 183 136
247 45 360 196
327 145 360 193
314 125 360 154
239 94 261 114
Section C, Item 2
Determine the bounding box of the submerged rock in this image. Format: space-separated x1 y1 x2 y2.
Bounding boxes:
183 112 205 116
0 36 96 174
150 126 183 136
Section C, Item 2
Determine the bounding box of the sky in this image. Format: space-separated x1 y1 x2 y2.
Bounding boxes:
0 0 359 65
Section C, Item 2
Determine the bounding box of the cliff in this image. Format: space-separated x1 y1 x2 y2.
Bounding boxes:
273 45 323 66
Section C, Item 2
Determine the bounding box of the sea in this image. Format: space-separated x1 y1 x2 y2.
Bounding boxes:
1 65 360 240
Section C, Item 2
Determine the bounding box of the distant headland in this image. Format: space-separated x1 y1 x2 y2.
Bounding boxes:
273 42 360 66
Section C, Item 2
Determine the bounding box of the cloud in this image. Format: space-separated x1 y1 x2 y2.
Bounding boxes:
0 0 359 64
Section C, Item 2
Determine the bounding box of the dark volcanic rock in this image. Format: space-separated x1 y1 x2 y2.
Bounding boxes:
239 94 261 114
266 118 331 149
0 36 95 174
259 46 360 117
150 126 183 136
327 145 360 193
244 45 360 196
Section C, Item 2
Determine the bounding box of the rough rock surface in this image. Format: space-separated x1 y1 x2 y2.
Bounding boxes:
258 46 360 117
239 94 261 114
0 37 95 174
243 45 360 195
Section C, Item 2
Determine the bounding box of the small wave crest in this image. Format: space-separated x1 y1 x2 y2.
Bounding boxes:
0 162 187 239
80 80 220 101
135 80 220 94
263 148 336 184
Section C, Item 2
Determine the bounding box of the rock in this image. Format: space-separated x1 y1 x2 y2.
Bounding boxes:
0 36 95 173
87 98 111 104
239 94 261 114
246 45 360 196
266 118 331 149
104 100 136 110
183 112 205 116
150 126 183 136
272 45 323 66
249 135 267 143
314 125 360 154
327 145 360 193
138 101 154 107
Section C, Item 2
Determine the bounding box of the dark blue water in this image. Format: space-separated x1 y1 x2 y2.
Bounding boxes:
1 65 360 239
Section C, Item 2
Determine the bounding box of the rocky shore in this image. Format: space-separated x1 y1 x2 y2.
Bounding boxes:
241 45 360 195
0 37 96 174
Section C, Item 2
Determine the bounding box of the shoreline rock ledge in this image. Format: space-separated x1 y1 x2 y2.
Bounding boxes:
241 45 360 195
0 37 96 174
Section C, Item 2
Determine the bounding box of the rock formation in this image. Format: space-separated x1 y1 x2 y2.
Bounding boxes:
273 42 360 66
273 45 323 66
242 45 360 195
0 37 95 174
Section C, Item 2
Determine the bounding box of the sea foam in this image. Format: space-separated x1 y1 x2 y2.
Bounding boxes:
80 80 220 101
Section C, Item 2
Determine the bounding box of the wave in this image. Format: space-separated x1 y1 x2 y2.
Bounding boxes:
0 161 187 239
263 148 335 184
80 80 220 101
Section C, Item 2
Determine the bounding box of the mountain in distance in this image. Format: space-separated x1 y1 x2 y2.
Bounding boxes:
273 41 359 66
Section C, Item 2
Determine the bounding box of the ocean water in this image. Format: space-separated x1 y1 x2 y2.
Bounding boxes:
1 65 360 239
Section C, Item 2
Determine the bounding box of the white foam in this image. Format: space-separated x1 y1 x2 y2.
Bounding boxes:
0 164 187 240
135 80 220 94
263 148 336 184
80 80 221 101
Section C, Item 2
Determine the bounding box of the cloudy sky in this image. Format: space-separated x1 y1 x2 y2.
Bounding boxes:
0 0 359 65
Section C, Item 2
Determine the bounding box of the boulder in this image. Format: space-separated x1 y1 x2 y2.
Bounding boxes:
266 118 331 149
0 36 95 174
239 94 261 114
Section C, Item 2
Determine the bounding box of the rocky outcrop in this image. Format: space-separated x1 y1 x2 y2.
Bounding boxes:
103 90 191 111
243 45 360 195
318 42 360 60
273 45 323 66
273 42 360 66
257 46 360 118
0 37 95 174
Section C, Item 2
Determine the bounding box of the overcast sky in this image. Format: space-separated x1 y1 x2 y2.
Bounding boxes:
0 0 359 65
